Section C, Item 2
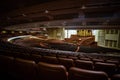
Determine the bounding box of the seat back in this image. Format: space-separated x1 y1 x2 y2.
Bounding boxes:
92 58 104 63
42 56 59 64
0 55 14 79
69 67 108 80
15 52 31 60
14 58 37 80
79 57 91 61
37 62 68 80
94 62 117 77
31 54 42 63
106 60 119 65
111 74 120 80
0 55 14 73
67 56 78 60
75 60 94 70
116 65 120 74
58 58 74 71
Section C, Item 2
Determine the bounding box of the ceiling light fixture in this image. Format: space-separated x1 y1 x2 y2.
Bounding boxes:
45 10 49 13
81 5 86 9
22 14 26 17
7 17 11 20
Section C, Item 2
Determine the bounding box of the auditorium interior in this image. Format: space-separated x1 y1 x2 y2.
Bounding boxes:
0 0 120 80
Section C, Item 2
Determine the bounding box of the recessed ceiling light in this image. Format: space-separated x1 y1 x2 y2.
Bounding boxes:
81 5 86 9
7 17 10 20
45 10 49 13
22 14 26 17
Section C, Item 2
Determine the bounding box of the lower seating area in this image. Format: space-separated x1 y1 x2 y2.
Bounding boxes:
0 53 120 80
0 40 120 80
68 67 108 80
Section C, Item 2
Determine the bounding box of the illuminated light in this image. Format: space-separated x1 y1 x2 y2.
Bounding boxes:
11 31 15 34
43 28 46 31
79 38 82 40
7 17 11 20
81 5 86 9
19 31 23 33
2 31 6 33
45 10 49 13
22 14 26 17
45 34 48 36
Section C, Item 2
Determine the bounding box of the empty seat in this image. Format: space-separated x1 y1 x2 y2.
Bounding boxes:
42 56 59 64
68 56 78 60
14 58 37 80
79 57 91 61
58 57 74 71
47 53 57 57
31 54 42 63
94 62 117 77
0 55 14 79
68 67 109 80
75 60 94 70
37 62 68 80
111 74 120 80
92 58 104 63
57 54 67 58
15 52 31 60
106 60 119 65
116 65 120 74
0 55 14 72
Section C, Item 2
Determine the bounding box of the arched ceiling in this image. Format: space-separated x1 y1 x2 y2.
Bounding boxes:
0 0 120 29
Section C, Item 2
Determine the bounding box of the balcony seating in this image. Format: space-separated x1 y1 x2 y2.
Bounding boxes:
68 67 109 80
0 39 120 80
37 62 68 80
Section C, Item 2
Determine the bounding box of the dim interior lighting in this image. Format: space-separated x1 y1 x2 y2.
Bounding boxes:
2 31 6 33
45 10 49 13
11 31 15 34
22 14 26 17
62 21 66 26
45 34 48 36
81 5 86 9
7 17 11 20
43 28 46 31
79 38 82 40
19 31 23 33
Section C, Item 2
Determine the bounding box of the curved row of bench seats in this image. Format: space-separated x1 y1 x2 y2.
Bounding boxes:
32 55 120 75
0 39 120 80
0 55 120 80
0 39 120 58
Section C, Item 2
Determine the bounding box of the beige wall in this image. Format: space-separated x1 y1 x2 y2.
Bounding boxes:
47 28 65 40
98 29 120 50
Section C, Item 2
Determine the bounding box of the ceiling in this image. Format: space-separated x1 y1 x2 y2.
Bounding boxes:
0 0 57 13
0 0 120 29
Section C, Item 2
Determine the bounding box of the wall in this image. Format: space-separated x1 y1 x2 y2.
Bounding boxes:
98 29 120 50
46 28 65 40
